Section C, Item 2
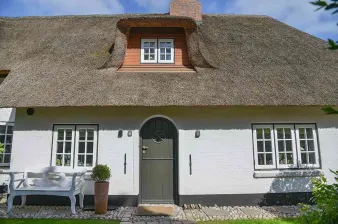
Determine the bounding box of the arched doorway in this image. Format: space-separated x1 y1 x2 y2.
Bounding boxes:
139 117 178 204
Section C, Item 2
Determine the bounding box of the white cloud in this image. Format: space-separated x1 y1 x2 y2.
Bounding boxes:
134 0 171 13
20 0 125 15
224 0 338 40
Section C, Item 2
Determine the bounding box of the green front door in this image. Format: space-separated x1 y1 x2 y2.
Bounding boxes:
140 118 178 204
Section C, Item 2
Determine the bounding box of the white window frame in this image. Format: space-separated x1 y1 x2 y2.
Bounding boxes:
0 122 14 167
295 124 320 169
75 125 98 169
158 39 175 64
253 125 276 170
141 39 157 63
52 125 98 170
274 125 298 169
52 125 76 168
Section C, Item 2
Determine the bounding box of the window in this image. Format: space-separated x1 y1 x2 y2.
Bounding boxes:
52 125 98 169
141 39 174 64
0 123 14 166
253 124 320 170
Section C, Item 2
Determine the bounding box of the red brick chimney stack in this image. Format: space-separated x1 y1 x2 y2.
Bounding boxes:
170 0 202 22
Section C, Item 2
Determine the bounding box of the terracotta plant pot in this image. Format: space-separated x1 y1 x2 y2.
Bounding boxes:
94 181 109 214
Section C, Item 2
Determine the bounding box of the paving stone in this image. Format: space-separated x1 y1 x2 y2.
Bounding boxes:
202 208 231 217
240 207 263 217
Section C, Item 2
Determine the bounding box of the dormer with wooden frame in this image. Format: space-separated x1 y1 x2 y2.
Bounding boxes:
0 70 10 84
119 27 195 72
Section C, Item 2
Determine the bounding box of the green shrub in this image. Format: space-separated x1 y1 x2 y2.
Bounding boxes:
300 170 338 224
91 164 111 182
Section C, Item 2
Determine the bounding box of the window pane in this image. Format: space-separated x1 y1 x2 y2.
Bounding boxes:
145 48 149 54
264 128 271 139
86 155 93 167
56 155 63 166
0 135 4 144
160 55 165 60
144 55 149 60
309 153 316 164
57 142 63 153
6 135 12 144
4 154 10 163
166 42 171 47
144 42 149 47
284 128 291 139
0 126 6 134
279 153 286 164
79 129 86 140
256 129 263 139
7 126 13 135
300 140 306 151
278 141 284 152
160 42 165 48
65 142 72 153
265 141 272 152
160 48 165 53
258 154 264 165
5 144 11 153
306 128 313 139
150 48 155 54
64 155 71 166
78 155 85 167
307 140 315 151
285 140 292 151
299 128 305 139
301 153 308 164
149 54 155 60
266 154 273 165
87 130 94 141
150 42 155 47
79 142 85 153
286 153 293 164
277 128 283 139
166 55 171 61
166 48 171 53
0 154 3 163
257 141 264 152
57 129 64 140
65 129 72 140
87 142 93 153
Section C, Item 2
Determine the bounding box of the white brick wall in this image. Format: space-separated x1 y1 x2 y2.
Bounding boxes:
7 107 338 198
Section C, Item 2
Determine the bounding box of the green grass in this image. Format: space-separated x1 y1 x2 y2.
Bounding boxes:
0 220 120 224
198 219 301 224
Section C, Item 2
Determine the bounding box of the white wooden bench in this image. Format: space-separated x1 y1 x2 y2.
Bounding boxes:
7 167 86 214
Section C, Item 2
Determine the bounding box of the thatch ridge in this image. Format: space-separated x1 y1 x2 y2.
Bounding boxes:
0 14 337 108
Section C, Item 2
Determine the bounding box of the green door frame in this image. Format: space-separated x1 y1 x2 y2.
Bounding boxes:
139 116 179 205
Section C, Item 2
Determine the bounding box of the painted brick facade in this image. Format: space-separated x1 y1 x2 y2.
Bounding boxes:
170 0 202 21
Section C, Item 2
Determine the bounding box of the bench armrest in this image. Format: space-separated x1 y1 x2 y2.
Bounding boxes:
9 172 28 192
70 171 86 191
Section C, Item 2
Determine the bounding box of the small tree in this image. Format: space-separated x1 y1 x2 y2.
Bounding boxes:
300 170 338 224
311 0 338 50
0 142 4 161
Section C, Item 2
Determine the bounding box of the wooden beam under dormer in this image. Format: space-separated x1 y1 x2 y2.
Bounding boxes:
0 70 10 76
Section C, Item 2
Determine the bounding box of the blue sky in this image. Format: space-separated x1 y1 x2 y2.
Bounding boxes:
0 0 337 40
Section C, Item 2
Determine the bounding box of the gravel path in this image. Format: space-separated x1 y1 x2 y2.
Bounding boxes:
0 203 304 223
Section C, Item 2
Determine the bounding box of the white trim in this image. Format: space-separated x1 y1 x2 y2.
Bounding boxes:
158 39 175 64
252 125 276 170
141 39 157 63
52 125 76 168
295 124 320 168
74 125 98 170
274 125 297 169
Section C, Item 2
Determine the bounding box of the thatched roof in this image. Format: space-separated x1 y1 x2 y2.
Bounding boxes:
0 14 337 108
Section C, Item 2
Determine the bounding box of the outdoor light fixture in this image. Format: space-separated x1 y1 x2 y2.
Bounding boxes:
118 130 123 138
195 130 200 138
27 108 35 116
127 131 132 137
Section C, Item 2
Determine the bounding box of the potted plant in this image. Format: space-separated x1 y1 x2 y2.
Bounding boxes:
91 164 111 214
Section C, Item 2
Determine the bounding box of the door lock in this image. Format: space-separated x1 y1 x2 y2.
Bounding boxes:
142 146 148 154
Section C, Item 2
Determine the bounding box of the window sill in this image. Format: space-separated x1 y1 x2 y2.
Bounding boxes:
254 170 322 178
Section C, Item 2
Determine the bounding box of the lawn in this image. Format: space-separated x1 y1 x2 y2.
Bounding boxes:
0 220 120 224
198 219 301 224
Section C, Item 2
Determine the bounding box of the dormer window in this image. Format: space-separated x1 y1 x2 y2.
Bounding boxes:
141 39 174 64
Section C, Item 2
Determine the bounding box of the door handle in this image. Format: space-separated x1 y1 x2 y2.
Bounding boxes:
142 146 148 153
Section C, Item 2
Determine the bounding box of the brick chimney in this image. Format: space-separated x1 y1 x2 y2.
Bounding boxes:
170 0 202 22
